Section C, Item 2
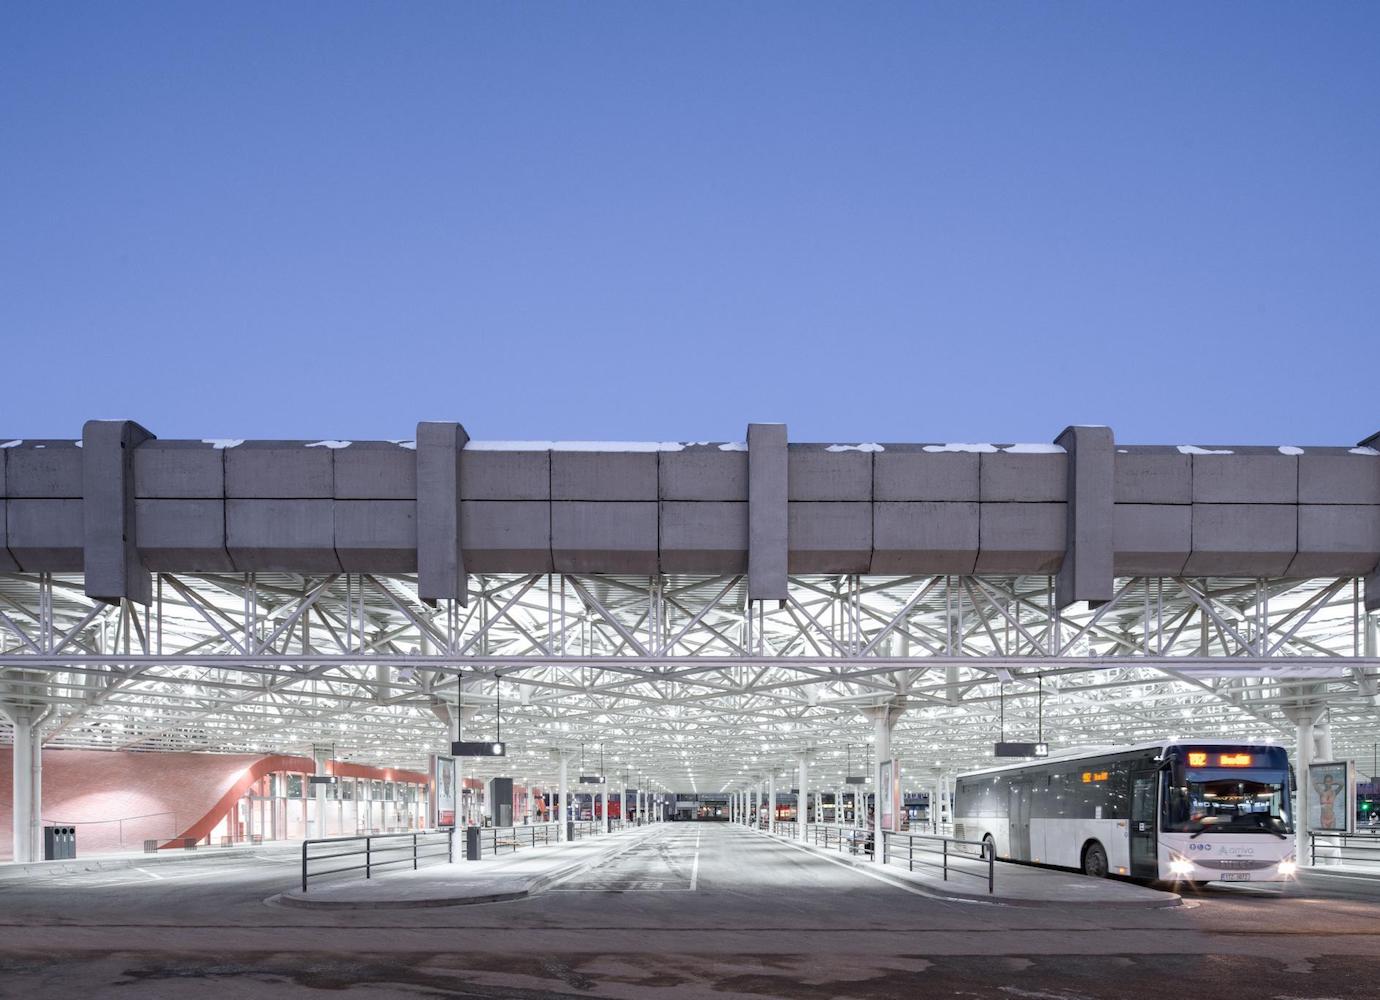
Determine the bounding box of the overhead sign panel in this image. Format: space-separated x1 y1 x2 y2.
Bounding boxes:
452 740 506 757
995 742 1049 758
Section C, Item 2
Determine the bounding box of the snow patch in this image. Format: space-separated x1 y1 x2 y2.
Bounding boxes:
306 440 352 449
1116 449 1129 454
718 441 748 452
1177 445 1234 455
922 443 998 454
73 441 82 448
466 441 686 452
390 439 416 451
825 443 884 453
1350 446 1380 456
1002 443 1064 454
1277 446 1304 456
202 439 244 450
0 440 20 449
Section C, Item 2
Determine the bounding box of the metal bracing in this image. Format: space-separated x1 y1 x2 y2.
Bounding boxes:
1 571 1377 790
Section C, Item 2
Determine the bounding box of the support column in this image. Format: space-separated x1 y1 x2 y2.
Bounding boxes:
860 699 907 856
558 754 569 841
602 783 610 834
797 753 810 843
768 774 777 835
2 704 48 864
747 423 788 604
1054 425 1114 610
313 747 329 839
416 421 470 606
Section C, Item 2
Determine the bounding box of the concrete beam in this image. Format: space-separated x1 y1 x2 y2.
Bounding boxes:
976 503 1066 574
748 424 787 603
871 501 977 574
5 499 83 570
135 499 234 571
416 422 469 606
659 500 748 573
0 447 15 571
82 420 156 606
551 501 658 574
787 502 872 574
1054 426 1113 610
226 499 341 572
461 500 553 573
1184 504 1297 577
872 446 979 502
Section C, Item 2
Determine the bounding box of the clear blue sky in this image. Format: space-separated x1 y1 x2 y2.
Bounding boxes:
3 3 1377 445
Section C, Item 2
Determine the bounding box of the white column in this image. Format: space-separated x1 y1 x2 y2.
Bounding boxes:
767 774 776 835
798 754 809 843
11 714 34 863
1297 711 1315 866
4 708 46 864
602 783 610 834
558 754 569 841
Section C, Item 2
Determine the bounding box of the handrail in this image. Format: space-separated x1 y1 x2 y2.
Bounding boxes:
881 830 994 894
301 828 453 893
1310 831 1380 867
470 822 562 857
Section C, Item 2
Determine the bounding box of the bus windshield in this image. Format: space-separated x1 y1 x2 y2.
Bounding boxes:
1163 768 1292 836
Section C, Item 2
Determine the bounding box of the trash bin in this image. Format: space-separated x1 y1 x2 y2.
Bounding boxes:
43 826 76 860
465 826 481 861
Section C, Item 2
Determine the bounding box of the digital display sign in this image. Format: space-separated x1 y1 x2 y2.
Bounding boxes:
1081 771 1109 783
1186 750 1254 768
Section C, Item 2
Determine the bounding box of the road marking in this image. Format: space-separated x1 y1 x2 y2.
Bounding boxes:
689 830 700 891
769 834 953 899
134 868 163 880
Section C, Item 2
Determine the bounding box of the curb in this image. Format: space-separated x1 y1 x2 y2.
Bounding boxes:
0 845 289 883
753 829 1181 910
271 826 660 910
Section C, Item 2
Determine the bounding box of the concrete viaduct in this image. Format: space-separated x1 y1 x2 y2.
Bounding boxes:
2 421 1378 611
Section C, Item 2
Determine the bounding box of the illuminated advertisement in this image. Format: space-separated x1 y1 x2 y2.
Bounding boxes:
431 754 456 827
1307 760 1355 834
879 759 897 832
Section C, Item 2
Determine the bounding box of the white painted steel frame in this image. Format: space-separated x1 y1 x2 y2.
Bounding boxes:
1 571 1378 790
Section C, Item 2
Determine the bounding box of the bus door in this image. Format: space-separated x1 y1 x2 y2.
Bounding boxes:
1129 770 1158 878
1007 780 1032 860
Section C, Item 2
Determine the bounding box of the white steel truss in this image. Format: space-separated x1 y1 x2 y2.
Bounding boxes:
1 572 1377 791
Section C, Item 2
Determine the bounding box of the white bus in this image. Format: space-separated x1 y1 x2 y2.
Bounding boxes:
953 740 1296 884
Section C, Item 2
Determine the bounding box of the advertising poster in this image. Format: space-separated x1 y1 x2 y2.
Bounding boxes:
431 754 456 828
1307 760 1354 834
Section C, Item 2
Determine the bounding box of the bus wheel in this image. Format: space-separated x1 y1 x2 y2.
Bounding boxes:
1082 842 1109 878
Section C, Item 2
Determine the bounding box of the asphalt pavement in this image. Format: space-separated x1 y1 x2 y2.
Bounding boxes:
1 822 1378 999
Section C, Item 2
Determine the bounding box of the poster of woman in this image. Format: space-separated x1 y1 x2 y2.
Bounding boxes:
1307 760 1354 833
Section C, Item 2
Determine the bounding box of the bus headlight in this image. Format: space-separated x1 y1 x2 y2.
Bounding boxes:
1278 859 1297 877
1168 857 1195 877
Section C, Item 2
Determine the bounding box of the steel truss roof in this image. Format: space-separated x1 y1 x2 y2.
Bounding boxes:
1 571 1377 792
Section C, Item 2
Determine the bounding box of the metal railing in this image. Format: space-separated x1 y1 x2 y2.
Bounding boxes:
805 823 872 855
301 829 453 893
472 822 560 857
881 830 994 894
1310 831 1380 868
774 820 798 839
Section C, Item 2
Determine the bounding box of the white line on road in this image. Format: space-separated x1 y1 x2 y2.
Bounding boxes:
689 830 700 891
134 868 163 880
769 834 959 900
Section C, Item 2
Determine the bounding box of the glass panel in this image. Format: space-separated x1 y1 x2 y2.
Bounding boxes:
1163 770 1292 834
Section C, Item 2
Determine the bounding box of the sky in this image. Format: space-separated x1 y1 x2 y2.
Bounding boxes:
2 3 1377 446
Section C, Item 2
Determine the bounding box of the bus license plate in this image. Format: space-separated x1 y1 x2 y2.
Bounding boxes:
1220 873 1251 882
